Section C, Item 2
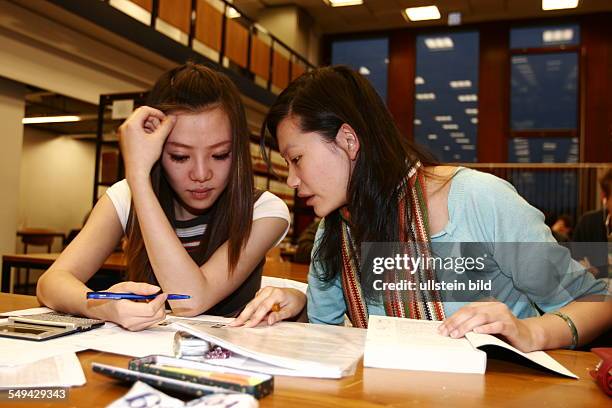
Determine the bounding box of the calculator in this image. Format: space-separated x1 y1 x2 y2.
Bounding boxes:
0 312 105 341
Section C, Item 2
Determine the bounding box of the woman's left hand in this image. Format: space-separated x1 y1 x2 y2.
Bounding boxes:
438 300 540 352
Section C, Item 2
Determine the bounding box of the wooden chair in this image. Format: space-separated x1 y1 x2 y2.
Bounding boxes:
19 232 56 294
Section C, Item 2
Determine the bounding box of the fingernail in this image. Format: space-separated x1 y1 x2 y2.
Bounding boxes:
451 330 458 338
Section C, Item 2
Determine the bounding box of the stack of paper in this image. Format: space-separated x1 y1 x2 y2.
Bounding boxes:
0 353 86 388
171 319 367 378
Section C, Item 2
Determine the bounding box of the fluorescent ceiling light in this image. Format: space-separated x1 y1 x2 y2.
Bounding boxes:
404 6 441 21
227 7 241 19
443 124 459 130
458 94 478 102
543 29 574 43
415 93 436 100
450 80 472 88
358 66 371 75
542 0 579 11
22 115 81 124
450 132 465 137
471 117 478 124
414 76 425 85
425 37 454 50
465 108 478 115
456 138 469 144
427 134 438 140
461 144 475 150
444 145 450 151
414 119 422 125
435 115 452 122
324 0 363 7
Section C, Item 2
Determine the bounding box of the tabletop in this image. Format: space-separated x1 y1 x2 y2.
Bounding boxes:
0 293 608 407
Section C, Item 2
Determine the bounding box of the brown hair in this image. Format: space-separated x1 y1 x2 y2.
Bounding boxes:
126 62 254 284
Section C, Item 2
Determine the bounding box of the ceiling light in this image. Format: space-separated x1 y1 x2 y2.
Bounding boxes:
443 124 459 130
458 94 478 102
543 29 574 43
424 37 454 50
226 7 241 19
471 117 479 124
22 115 81 124
414 119 422 125
450 80 472 88
465 108 478 115
404 6 441 21
416 93 436 100
461 144 475 150
358 66 371 75
435 115 452 122
414 76 425 85
450 132 465 137
448 12 461 26
456 138 469 144
324 0 363 7
427 134 438 140
542 0 579 11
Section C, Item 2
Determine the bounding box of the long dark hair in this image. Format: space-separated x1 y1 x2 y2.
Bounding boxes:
126 62 254 284
261 65 437 297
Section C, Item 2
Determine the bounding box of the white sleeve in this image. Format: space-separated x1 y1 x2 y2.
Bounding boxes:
253 191 291 246
105 179 132 232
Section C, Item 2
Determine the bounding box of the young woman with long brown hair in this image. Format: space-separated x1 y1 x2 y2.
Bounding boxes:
37 62 290 330
232 65 610 352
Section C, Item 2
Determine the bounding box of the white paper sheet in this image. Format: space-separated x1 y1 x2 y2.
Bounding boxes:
0 352 85 388
465 331 578 378
0 307 55 317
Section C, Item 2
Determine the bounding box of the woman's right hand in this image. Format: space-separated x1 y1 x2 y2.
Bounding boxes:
229 287 306 327
118 106 176 182
95 281 167 331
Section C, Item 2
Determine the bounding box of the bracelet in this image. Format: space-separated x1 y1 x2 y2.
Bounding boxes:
550 311 578 350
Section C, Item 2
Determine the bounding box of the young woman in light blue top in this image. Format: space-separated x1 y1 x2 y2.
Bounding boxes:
232 66 610 352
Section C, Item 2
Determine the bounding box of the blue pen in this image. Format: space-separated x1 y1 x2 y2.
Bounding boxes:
86 292 191 300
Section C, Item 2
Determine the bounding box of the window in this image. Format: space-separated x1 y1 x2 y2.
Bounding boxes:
331 37 389 101
413 31 479 163
509 24 580 163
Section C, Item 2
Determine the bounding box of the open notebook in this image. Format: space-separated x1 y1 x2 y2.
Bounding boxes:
170 319 366 378
363 315 578 378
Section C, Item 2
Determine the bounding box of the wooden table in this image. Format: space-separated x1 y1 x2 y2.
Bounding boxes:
0 294 608 407
1 253 309 293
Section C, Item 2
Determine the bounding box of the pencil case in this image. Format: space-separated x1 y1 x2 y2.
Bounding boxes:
128 355 274 399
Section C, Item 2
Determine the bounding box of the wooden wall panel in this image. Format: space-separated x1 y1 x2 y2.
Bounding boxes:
272 51 290 90
250 36 270 80
195 0 222 51
291 60 305 80
581 14 612 163
158 0 191 33
478 23 510 163
130 0 152 11
387 30 415 141
225 19 248 68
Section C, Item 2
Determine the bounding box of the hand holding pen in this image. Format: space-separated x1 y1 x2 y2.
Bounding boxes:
90 282 177 331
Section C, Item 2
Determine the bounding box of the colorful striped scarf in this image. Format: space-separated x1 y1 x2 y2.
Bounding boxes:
339 161 446 328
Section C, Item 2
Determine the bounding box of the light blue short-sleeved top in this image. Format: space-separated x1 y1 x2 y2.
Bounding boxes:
307 168 608 325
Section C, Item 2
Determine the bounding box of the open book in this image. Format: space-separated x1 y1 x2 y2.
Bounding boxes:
364 316 578 378
170 319 366 378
